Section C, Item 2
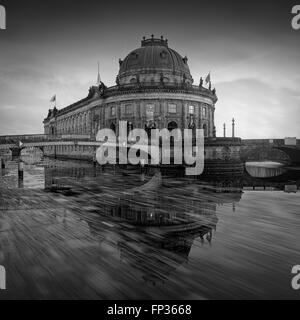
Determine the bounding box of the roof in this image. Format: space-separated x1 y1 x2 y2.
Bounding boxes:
118 36 192 80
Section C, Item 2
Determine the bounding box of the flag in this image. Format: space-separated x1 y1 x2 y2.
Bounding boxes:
50 95 56 103
205 72 211 85
97 62 101 85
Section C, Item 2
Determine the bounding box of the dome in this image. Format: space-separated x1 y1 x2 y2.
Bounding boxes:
117 36 193 85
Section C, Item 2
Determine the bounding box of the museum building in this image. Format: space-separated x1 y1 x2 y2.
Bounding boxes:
43 36 218 158
44 36 218 136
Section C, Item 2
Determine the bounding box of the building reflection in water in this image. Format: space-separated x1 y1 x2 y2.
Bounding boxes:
34 158 245 285
74 185 241 285
37 159 300 285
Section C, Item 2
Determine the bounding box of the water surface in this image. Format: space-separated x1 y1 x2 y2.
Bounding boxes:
0 157 300 299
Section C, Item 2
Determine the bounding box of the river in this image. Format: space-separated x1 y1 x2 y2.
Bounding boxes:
0 157 300 299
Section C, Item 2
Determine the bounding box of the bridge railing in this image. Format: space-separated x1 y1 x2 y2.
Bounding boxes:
206 137 242 145
0 134 91 144
242 139 300 147
242 139 285 146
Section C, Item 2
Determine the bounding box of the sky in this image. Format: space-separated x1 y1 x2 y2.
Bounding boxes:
0 0 299 138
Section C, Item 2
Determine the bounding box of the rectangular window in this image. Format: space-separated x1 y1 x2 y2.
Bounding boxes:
111 106 116 116
202 106 207 118
120 105 125 116
146 104 155 121
189 105 195 115
168 104 177 113
125 104 133 114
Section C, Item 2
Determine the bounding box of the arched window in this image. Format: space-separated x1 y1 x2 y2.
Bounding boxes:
110 122 116 133
78 115 82 134
111 106 116 117
167 121 178 131
188 121 196 139
74 117 78 134
145 122 156 139
203 124 208 137
167 121 178 147
146 104 155 121
189 106 195 115
127 122 134 133
86 113 90 133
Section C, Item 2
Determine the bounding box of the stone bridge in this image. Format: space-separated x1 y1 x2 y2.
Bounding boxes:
0 134 92 144
0 134 244 176
2 134 300 167
241 139 300 166
0 134 93 157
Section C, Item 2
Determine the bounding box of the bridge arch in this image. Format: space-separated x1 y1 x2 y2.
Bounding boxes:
274 146 300 166
21 146 44 153
241 145 291 164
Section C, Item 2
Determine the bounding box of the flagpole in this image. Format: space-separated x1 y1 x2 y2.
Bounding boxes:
97 61 101 85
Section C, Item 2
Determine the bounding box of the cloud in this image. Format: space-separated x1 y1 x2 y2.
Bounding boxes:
215 78 300 139
0 0 299 138
0 105 15 110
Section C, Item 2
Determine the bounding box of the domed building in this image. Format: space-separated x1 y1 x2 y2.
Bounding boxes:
44 36 217 141
42 37 244 174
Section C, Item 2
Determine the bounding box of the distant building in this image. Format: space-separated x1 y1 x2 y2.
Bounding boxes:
284 137 297 146
43 36 218 141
